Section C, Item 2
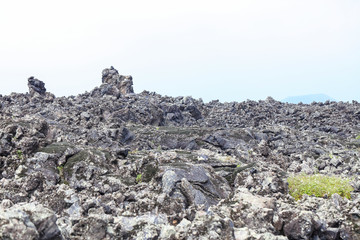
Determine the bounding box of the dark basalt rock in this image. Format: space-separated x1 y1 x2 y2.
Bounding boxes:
28 76 46 96
0 67 359 239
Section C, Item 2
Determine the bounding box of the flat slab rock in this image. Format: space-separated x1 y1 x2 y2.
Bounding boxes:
161 163 231 209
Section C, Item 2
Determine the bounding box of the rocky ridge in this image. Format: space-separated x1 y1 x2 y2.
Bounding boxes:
0 67 359 239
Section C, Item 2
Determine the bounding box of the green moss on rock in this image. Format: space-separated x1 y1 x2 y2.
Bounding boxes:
142 164 159 182
63 151 89 180
38 143 72 155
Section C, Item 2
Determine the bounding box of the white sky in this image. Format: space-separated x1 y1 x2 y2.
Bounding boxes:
1 0 360 102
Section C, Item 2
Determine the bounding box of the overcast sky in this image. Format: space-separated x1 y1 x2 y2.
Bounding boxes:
1 0 359 102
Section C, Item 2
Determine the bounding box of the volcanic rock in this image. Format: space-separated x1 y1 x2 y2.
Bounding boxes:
0 202 61 240
101 66 134 96
0 67 359 239
28 76 46 96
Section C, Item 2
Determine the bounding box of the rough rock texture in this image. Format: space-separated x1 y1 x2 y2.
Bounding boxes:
101 66 134 96
0 202 61 240
27 76 55 103
0 67 359 239
28 76 46 96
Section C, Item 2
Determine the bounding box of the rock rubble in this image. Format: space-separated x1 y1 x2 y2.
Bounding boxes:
0 66 359 239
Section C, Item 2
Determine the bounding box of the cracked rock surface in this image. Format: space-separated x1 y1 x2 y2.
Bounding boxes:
0 66 359 239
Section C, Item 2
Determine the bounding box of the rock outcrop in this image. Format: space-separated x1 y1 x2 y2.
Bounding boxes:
28 76 46 96
0 67 359 239
101 66 134 96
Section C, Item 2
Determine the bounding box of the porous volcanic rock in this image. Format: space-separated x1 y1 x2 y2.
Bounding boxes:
0 67 359 239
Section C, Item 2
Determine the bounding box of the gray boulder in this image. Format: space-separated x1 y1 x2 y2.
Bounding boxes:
0 202 61 240
161 163 231 210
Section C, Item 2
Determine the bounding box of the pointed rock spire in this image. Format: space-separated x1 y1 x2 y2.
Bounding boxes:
28 76 46 96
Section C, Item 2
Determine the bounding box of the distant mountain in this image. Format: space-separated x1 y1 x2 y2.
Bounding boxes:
282 94 336 104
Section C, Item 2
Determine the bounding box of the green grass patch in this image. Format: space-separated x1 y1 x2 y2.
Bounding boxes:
136 174 142 184
356 135 360 140
287 174 353 201
57 165 65 184
16 150 23 159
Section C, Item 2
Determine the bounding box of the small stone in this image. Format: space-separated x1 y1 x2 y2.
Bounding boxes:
15 165 27 178
80 112 91 121
159 225 176 239
1 199 14 208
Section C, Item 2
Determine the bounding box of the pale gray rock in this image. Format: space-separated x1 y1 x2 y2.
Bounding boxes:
0 202 61 240
161 163 231 210
159 225 176 239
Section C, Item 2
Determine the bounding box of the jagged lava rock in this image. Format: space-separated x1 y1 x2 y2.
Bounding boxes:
102 66 134 96
0 67 359 239
28 76 46 96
